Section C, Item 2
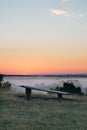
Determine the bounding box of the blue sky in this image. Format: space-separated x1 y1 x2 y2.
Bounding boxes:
0 0 87 45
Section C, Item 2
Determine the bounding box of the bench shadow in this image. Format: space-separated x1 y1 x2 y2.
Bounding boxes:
17 94 78 103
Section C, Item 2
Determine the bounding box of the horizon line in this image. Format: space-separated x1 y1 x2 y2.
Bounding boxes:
3 73 87 77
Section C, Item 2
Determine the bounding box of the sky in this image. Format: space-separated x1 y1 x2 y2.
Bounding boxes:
0 0 87 75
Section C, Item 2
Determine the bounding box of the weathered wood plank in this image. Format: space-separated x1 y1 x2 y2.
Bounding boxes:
19 85 71 100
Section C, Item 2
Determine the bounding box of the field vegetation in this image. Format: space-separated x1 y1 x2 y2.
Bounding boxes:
0 89 87 130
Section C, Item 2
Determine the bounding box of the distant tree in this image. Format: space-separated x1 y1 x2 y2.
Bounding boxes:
0 74 3 83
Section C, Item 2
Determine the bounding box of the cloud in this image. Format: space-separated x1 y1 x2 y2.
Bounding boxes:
50 9 69 16
78 14 84 18
71 13 84 18
60 0 71 3
50 9 84 18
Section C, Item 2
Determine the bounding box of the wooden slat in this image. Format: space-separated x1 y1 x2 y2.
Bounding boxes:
20 85 70 95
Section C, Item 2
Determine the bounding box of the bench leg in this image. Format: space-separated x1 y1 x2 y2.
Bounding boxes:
57 93 63 102
25 88 31 100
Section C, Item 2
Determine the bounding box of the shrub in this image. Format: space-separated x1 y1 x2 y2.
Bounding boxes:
55 81 83 95
1 81 11 89
0 74 11 89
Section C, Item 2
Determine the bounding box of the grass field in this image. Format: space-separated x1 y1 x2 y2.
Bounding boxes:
0 89 87 130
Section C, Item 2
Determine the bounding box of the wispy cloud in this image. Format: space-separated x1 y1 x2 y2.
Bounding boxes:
78 14 84 18
50 9 84 18
60 0 71 3
70 13 84 18
50 9 69 16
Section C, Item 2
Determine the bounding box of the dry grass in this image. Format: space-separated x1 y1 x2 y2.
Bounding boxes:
0 89 87 130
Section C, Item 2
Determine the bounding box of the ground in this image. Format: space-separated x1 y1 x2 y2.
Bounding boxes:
0 89 87 130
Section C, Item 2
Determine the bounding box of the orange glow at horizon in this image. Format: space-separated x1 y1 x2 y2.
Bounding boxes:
0 44 87 75
1 57 87 75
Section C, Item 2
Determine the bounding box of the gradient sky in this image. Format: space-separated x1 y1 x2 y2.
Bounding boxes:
0 0 87 74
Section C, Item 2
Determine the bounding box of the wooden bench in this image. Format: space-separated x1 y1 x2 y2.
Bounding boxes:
19 85 70 101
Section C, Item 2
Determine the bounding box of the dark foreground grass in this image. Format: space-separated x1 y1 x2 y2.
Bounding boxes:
0 90 87 130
